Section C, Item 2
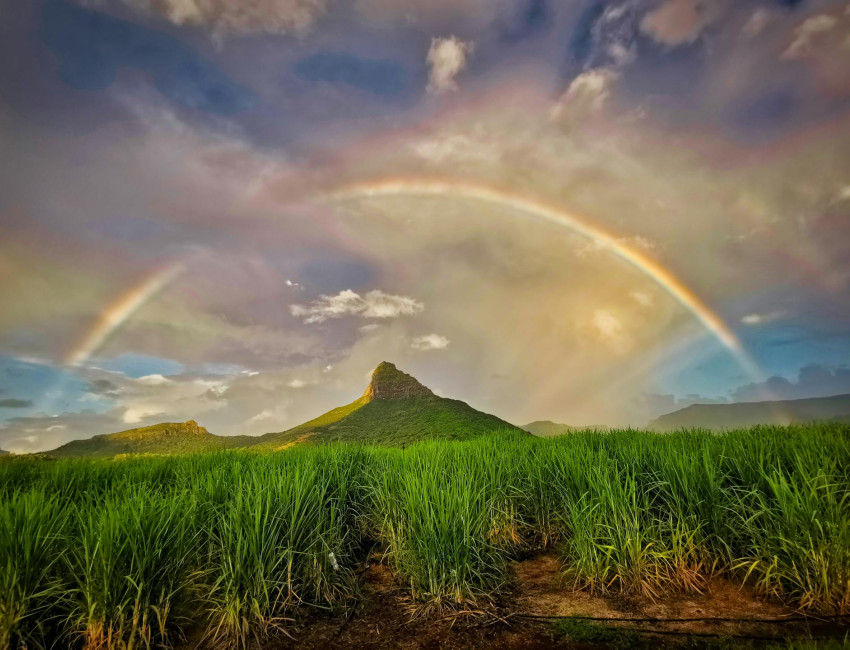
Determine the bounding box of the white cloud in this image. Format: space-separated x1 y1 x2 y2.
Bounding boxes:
741 311 785 326
411 333 450 351
136 374 172 386
574 234 656 258
743 8 774 38
246 409 275 424
631 291 654 308
123 406 165 424
592 310 623 340
287 379 307 388
551 70 619 122
291 289 424 324
782 15 838 59
640 0 709 46
117 0 331 37
412 134 502 165
426 36 474 94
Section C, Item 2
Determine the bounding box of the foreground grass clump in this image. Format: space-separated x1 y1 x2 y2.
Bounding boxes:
0 424 848 647
0 491 67 647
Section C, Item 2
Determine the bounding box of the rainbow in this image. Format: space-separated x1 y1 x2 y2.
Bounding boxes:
329 178 763 380
65 261 185 366
63 178 762 384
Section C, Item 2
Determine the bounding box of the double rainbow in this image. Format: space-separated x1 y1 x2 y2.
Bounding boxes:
64 178 761 381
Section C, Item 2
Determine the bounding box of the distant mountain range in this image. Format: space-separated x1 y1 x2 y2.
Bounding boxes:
521 421 609 437
46 362 525 457
649 393 850 431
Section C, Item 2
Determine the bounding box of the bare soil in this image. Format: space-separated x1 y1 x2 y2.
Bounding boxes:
184 553 849 649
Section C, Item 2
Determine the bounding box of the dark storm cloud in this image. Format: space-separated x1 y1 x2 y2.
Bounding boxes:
294 52 409 96
42 0 256 115
733 364 850 402
0 399 33 409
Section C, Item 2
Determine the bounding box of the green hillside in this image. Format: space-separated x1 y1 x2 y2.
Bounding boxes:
48 420 257 458
650 393 850 431
44 362 524 457
258 362 525 448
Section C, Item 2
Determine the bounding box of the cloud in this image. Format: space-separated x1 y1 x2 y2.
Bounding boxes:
411 334 450 351
592 310 623 340
574 233 656 258
291 289 424 324
782 15 838 60
0 399 32 409
551 69 619 123
639 0 709 46
426 36 474 94
779 11 850 96
630 291 654 308
732 364 850 402
741 310 785 326
743 8 774 38
117 0 331 37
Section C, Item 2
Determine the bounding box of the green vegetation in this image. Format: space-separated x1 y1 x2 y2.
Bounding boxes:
48 420 256 458
267 395 524 447
1 425 848 648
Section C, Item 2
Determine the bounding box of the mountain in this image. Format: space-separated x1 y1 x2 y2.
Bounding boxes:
256 362 526 448
649 393 850 431
45 363 524 457
522 421 609 437
48 420 256 458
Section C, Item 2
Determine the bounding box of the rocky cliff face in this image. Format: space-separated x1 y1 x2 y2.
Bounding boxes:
362 362 434 401
181 420 208 435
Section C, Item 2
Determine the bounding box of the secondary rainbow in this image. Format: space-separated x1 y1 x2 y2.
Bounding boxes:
329 177 763 380
65 261 185 366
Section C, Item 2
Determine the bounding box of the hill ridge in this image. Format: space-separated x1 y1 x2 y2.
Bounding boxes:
650 392 850 431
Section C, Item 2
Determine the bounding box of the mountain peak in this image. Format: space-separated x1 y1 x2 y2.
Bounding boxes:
362 362 434 401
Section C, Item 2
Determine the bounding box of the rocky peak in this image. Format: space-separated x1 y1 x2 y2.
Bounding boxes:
182 420 208 435
362 362 434 401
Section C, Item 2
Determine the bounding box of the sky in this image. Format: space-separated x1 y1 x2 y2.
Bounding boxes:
1 0 850 452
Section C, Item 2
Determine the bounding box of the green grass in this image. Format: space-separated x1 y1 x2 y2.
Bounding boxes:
1 425 848 648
